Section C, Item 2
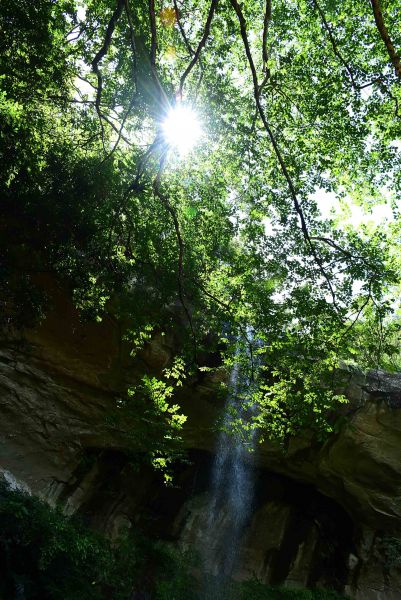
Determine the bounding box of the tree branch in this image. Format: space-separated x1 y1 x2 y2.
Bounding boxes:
230 0 338 308
262 0 272 72
148 0 157 70
100 95 138 163
153 157 197 356
312 0 358 88
99 111 133 146
91 0 125 150
106 135 164 256
173 0 194 56
310 236 376 272
92 0 125 111
187 275 256 376
370 0 401 79
339 280 373 340
173 0 206 97
124 0 138 89
146 0 169 105
178 0 218 97
90 0 139 160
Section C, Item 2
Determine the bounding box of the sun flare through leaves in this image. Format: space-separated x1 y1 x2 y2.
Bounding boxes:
161 105 203 156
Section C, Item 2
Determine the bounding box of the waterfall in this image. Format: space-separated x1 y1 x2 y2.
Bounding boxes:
201 343 258 585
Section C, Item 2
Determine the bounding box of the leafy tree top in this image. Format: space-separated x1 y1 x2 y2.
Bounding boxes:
1 0 401 442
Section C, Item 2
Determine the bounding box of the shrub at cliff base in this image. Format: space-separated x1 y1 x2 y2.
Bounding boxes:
0 481 347 599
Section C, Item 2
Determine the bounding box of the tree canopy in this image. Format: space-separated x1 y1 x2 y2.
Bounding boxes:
1 0 401 447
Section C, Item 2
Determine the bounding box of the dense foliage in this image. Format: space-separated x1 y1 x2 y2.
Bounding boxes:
1 0 401 449
0 480 139 598
0 480 347 599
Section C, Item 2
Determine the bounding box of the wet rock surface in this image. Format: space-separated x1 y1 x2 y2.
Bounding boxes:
1 292 401 597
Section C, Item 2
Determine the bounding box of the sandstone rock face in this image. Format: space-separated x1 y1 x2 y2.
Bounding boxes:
254 372 401 533
1 291 401 597
175 466 353 591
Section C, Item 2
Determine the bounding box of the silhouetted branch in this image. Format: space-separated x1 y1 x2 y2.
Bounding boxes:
340 280 373 339
92 0 125 110
99 111 133 146
75 73 97 90
312 0 358 88
189 276 256 378
146 0 169 105
312 0 396 97
98 0 138 161
106 135 164 256
310 236 377 272
100 95 138 163
91 0 125 149
262 0 272 72
178 0 218 97
173 0 194 56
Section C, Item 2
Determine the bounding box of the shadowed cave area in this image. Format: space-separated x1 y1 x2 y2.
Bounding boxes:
60 448 354 592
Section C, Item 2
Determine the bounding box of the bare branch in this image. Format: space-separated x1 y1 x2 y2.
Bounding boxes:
370 0 401 79
48 96 95 104
354 75 399 117
313 0 400 97
75 73 97 90
173 0 206 97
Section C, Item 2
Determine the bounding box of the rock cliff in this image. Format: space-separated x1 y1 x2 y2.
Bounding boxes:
1 286 401 598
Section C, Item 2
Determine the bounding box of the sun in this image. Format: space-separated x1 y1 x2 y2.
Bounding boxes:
161 105 202 155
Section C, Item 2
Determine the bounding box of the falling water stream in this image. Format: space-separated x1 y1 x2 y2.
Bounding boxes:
200 344 258 596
